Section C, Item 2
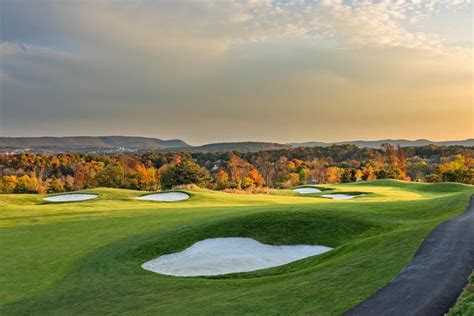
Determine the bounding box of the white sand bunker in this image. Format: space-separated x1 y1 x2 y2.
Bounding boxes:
43 194 98 202
294 187 321 194
321 194 363 200
142 237 332 277
136 192 190 202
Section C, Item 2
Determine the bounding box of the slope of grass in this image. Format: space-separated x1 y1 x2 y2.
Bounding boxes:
0 180 472 315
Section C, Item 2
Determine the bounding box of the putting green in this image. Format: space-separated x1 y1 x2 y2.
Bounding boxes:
0 180 472 315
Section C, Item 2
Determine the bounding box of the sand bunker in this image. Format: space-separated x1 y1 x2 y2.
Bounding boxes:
142 237 332 277
43 194 98 202
294 187 321 194
321 194 363 200
136 192 190 202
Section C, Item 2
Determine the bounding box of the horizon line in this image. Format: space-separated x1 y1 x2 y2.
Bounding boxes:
0 134 472 147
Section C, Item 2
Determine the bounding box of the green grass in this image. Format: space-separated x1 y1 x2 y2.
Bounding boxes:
0 180 473 315
449 273 474 315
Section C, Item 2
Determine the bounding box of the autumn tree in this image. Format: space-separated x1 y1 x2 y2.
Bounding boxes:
74 162 101 189
14 175 40 193
326 167 343 184
284 173 300 187
397 145 410 180
435 155 473 184
215 168 229 190
47 177 65 193
227 154 251 189
0 175 18 193
64 175 75 191
308 159 327 184
244 169 264 189
273 157 291 188
254 152 275 187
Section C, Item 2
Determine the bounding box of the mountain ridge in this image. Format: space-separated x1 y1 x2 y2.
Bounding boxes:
288 138 474 148
1 136 472 153
0 136 189 150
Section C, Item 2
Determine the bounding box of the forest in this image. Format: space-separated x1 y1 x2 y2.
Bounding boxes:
1 144 473 194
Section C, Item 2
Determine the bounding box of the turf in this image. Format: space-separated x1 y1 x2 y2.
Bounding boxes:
449 273 474 315
0 180 473 315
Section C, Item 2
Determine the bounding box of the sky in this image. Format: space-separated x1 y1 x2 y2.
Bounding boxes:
0 0 472 145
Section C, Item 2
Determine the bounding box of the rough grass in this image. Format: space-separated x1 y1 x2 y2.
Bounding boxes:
0 180 473 315
448 273 474 315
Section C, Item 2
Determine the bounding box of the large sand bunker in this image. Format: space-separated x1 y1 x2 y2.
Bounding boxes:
142 237 332 276
294 187 321 194
321 194 363 200
43 194 98 202
136 192 190 202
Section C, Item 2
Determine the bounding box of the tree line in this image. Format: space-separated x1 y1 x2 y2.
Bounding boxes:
1 144 472 194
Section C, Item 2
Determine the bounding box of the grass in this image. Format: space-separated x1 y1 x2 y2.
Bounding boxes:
0 180 473 315
449 273 474 315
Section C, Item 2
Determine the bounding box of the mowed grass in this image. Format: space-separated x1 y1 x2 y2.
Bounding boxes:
0 180 473 315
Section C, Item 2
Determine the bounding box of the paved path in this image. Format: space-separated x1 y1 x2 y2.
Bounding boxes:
345 196 474 316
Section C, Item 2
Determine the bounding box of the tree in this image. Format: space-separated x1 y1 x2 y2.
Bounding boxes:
354 169 363 182
340 169 354 183
94 164 125 188
407 160 433 181
284 173 300 188
64 175 75 191
377 169 399 179
227 154 262 189
13 174 39 193
308 159 327 184
255 152 275 187
241 175 255 189
326 167 343 184
246 169 264 188
227 154 249 189
73 162 100 189
397 145 409 180
383 143 398 168
0 175 18 193
127 162 159 191
47 177 65 193
435 155 473 184
215 168 229 190
161 159 211 189
298 166 309 184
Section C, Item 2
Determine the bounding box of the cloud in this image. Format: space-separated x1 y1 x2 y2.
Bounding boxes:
3 0 471 54
0 0 472 142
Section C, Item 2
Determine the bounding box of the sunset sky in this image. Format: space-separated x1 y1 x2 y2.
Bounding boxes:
1 0 472 145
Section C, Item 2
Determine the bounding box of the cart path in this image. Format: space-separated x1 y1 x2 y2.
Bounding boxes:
345 195 474 316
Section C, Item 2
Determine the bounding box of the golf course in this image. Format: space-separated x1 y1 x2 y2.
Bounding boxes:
1 180 473 315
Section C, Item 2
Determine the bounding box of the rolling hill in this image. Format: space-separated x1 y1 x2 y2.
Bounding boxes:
0 136 472 153
287 139 474 148
188 142 289 152
0 136 190 151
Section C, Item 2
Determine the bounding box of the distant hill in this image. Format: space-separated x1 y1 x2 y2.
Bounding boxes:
1 136 472 153
0 136 190 151
288 139 474 149
189 142 289 153
0 137 286 153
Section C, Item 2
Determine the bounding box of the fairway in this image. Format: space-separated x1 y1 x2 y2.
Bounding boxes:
1 180 473 315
